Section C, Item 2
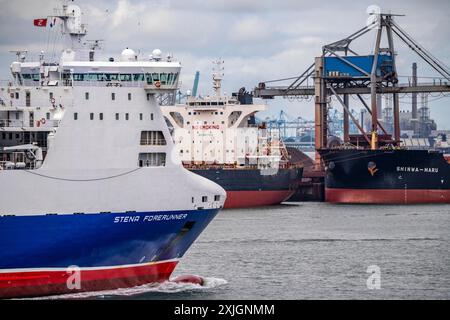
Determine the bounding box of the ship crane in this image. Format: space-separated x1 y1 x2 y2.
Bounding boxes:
253 12 450 170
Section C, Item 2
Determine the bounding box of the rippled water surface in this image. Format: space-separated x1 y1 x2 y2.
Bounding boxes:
41 202 450 300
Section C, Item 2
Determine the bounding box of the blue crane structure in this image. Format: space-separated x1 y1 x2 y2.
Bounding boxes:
177 70 200 103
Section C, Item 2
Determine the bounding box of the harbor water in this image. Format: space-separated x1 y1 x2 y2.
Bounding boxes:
39 202 450 300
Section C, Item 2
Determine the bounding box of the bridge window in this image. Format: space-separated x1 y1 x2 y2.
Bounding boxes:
120 74 132 81
105 74 119 81
133 74 145 81
73 73 85 81
146 73 153 85
138 153 166 167
85 74 98 81
170 73 178 84
160 73 167 85
140 131 166 145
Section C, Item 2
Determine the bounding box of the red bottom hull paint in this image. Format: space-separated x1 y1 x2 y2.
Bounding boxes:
0 261 178 299
224 190 295 208
326 188 450 204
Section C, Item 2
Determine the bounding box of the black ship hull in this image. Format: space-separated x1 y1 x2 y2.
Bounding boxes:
319 149 450 204
189 167 303 208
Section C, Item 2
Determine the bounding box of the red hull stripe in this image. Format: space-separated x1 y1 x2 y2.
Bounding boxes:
0 260 178 299
326 188 450 204
224 190 294 208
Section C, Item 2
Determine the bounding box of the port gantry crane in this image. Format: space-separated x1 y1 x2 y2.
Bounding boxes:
253 13 450 170
265 110 315 140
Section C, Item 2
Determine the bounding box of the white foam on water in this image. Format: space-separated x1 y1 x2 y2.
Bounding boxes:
24 276 228 300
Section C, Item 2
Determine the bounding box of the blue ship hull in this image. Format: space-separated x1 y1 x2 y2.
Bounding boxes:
0 209 219 298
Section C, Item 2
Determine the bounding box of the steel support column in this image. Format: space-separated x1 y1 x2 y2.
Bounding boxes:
314 57 327 169
343 94 349 142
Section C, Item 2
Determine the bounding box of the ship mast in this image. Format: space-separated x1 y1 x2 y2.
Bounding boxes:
51 0 87 51
212 59 224 96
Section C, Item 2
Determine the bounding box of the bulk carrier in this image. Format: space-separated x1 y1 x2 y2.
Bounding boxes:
314 14 450 204
163 61 303 208
319 146 450 204
0 2 225 298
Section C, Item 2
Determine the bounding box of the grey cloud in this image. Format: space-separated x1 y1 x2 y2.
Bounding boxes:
1 0 449 127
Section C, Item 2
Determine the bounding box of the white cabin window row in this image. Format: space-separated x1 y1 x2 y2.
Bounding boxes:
191 195 221 204
86 92 154 101
73 112 154 121
71 72 178 85
187 101 234 106
188 111 224 115
86 92 132 101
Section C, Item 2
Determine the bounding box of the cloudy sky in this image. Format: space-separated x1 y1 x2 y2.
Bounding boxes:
1 0 449 128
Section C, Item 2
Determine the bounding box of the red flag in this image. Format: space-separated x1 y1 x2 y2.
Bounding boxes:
33 19 47 27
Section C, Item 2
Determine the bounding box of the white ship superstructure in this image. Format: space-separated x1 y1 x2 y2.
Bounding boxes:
162 61 302 209
163 60 287 169
0 1 225 298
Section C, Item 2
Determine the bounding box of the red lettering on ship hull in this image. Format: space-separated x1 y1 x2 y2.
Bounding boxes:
191 125 220 130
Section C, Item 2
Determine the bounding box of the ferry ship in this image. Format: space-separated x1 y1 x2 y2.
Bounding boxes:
162 61 303 208
0 2 225 298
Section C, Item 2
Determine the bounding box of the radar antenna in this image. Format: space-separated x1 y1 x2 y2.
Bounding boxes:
85 39 104 61
9 50 28 62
